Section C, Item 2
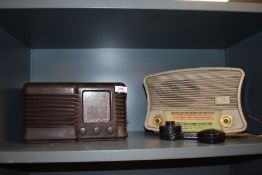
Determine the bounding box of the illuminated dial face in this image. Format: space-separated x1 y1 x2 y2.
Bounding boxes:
83 91 110 123
163 111 222 132
170 112 214 120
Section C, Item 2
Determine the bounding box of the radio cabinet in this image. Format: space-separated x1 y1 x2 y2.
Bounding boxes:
23 83 127 142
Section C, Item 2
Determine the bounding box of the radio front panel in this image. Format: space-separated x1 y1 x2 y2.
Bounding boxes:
23 83 127 142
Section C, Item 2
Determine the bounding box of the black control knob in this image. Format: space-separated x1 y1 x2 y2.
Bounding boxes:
159 121 182 140
197 129 225 144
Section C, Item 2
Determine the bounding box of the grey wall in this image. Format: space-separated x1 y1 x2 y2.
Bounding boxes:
0 28 30 142
226 32 262 134
30 49 225 131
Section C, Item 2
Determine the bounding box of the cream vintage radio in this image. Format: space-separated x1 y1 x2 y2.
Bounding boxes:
144 67 247 134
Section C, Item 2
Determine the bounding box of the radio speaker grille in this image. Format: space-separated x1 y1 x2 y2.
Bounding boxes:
24 95 79 128
145 69 242 110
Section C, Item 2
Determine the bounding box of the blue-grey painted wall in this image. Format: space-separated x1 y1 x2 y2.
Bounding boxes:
0 28 30 142
226 32 262 134
31 49 225 131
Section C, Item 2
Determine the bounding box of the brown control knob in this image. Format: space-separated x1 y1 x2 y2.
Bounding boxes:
79 127 87 135
93 126 101 135
107 126 114 134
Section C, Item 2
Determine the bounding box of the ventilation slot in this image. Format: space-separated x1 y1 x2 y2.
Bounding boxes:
114 93 127 125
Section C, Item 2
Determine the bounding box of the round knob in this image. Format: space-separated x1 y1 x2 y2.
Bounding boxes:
220 114 233 128
79 127 86 135
107 126 114 134
93 126 101 135
154 115 164 126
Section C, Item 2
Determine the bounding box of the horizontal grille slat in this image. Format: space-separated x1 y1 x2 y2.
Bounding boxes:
24 94 79 128
114 93 127 124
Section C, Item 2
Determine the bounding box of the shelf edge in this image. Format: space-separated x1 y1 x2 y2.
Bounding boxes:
0 0 262 13
1 143 262 163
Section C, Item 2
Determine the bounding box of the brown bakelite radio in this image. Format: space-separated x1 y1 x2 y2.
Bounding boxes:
23 83 127 142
